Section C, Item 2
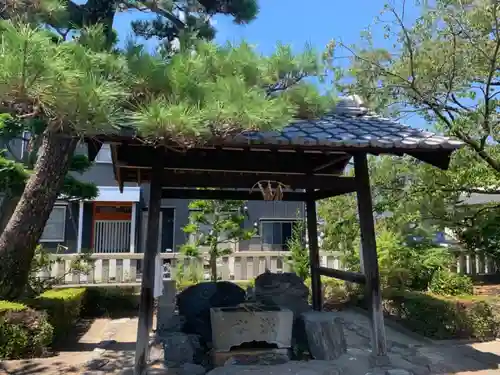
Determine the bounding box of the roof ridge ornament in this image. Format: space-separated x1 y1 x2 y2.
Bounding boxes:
335 95 369 116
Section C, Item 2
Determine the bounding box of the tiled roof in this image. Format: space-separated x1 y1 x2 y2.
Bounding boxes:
232 98 464 150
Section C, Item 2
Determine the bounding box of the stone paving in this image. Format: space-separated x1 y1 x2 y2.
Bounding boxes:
333 309 500 375
1 311 500 374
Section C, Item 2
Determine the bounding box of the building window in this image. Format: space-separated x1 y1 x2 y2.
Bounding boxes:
261 220 296 251
40 206 66 242
20 131 31 160
95 143 112 163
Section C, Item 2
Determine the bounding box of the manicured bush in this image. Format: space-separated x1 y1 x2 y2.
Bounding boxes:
429 269 474 296
0 301 53 359
30 288 86 341
382 288 499 340
305 276 347 304
81 287 139 317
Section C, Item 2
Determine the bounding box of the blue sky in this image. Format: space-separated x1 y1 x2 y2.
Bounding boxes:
112 0 425 128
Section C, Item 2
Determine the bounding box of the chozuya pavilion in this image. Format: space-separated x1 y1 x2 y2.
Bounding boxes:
87 97 463 374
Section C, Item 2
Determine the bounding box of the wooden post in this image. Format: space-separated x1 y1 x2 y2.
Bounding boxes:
77 200 84 253
130 202 137 253
135 153 163 375
306 196 322 311
353 153 387 358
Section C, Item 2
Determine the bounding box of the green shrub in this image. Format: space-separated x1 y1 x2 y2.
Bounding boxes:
286 218 309 280
0 300 27 313
176 280 198 292
234 279 255 291
0 302 53 359
304 277 347 304
382 288 499 340
384 268 413 290
81 287 139 317
429 269 474 296
30 288 86 341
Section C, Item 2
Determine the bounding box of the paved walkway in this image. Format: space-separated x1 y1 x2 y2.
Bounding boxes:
1 311 499 374
334 309 500 375
0 317 139 375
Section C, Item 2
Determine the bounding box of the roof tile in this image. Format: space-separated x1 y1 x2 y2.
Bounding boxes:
236 102 463 151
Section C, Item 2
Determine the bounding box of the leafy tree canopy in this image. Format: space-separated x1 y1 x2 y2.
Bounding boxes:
331 0 500 174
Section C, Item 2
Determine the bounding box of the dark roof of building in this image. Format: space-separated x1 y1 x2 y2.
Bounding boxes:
228 98 463 151
88 97 464 196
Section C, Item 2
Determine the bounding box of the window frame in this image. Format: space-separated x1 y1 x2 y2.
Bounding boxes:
40 205 67 243
260 219 297 251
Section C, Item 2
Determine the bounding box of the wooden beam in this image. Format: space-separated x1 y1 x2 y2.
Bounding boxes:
306 196 322 311
162 188 309 201
116 145 349 175
354 153 387 357
135 150 163 375
318 267 366 284
118 169 357 191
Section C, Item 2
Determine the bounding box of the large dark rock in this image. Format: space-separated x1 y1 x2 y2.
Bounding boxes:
177 281 246 343
254 272 310 312
302 312 346 360
161 332 204 367
254 272 312 351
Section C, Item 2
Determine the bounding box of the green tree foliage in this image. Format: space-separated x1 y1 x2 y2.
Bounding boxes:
182 200 254 281
367 152 500 263
333 0 500 174
7 0 259 49
318 157 455 291
327 1 500 256
0 14 331 298
0 114 97 233
127 41 332 143
286 215 309 280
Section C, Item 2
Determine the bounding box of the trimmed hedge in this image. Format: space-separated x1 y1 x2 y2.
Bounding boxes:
305 277 348 304
0 302 53 359
81 286 139 317
381 288 500 340
30 288 86 342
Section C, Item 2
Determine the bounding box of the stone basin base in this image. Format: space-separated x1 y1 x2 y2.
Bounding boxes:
210 305 293 352
212 348 291 367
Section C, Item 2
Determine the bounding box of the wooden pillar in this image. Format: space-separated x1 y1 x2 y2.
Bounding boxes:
306 195 322 311
135 154 163 375
130 202 137 253
353 154 387 357
77 200 84 253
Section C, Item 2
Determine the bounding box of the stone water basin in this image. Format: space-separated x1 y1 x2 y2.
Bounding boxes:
210 305 293 352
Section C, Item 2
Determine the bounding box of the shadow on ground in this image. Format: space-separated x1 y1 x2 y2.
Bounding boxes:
2 309 500 375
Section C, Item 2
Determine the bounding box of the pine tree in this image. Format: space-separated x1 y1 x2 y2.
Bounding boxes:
182 200 254 282
0 115 98 233
0 12 333 298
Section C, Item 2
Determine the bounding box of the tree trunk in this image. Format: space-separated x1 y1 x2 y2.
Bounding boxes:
209 248 218 282
0 192 21 234
0 131 77 300
0 134 39 235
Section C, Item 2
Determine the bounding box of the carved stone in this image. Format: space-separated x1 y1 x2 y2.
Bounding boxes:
157 280 177 332
177 281 246 343
302 312 347 360
210 305 293 352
